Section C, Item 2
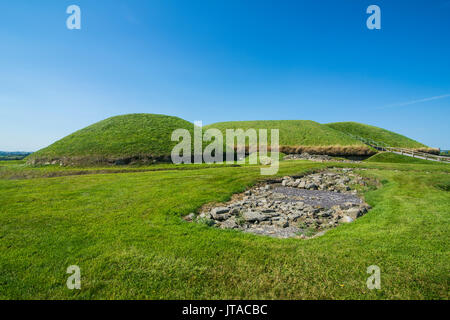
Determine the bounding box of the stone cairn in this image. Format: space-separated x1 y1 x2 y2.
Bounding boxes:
185 168 372 238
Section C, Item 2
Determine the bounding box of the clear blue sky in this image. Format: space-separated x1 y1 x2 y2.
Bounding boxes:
1 0 449 151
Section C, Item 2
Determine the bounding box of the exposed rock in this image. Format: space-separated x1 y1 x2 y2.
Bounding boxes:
283 153 358 163
274 219 289 228
346 207 363 220
210 207 230 221
212 207 229 215
220 216 239 229
183 213 196 221
190 168 374 238
243 210 269 222
340 216 354 223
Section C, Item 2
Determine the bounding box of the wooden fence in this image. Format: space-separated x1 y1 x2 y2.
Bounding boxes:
345 133 450 163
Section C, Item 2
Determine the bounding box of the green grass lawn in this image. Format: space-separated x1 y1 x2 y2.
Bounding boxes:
0 160 449 299
0 160 237 180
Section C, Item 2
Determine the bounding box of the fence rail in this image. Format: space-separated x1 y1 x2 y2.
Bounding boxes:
384 146 450 162
345 133 450 163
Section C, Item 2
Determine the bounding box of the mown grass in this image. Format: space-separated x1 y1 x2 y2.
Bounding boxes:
327 122 428 148
0 160 238 180
0 159 448 299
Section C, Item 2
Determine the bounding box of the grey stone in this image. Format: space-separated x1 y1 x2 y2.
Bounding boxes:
243 211 265 222
221 217 239 229
305 183 318 190
183 213 195 221
230 208 240 215
211 207 230 220
340 215 354 223
274 219 289 228
212 207 229 215
345 208 362 219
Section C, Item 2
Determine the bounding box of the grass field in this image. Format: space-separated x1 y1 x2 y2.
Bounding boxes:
0 160 236 180
0 159 449 299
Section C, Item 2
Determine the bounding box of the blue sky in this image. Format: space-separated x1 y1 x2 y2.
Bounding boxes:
0 0 449 151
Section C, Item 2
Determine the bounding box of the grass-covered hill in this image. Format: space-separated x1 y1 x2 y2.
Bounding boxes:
28 115 437 165
326 122 429 149
28 114 196 165
204 120 374 156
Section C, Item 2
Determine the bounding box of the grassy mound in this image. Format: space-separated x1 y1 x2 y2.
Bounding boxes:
204 120 374 156
29 116 438 165
364 152 438 164
28 114 196 165
326 122 429 149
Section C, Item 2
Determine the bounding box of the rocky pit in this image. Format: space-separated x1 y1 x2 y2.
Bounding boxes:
186 168 374 238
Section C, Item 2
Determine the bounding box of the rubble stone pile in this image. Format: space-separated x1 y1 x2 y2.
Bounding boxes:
186 169 372 238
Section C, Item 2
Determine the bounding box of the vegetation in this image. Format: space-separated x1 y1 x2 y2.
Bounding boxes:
205 120 374 156
0 160 238 180
0 151 32 161
205 120 364 146
0 160 449 299
364 152 442 165
27 116 439 166
326 122 428 149
27 114 197 165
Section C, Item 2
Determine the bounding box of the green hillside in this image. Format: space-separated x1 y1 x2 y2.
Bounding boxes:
205 120 361 146
204 120 373 156
364 152 441 165
29 116 437 165
326 122 427 148
28 114 196 165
